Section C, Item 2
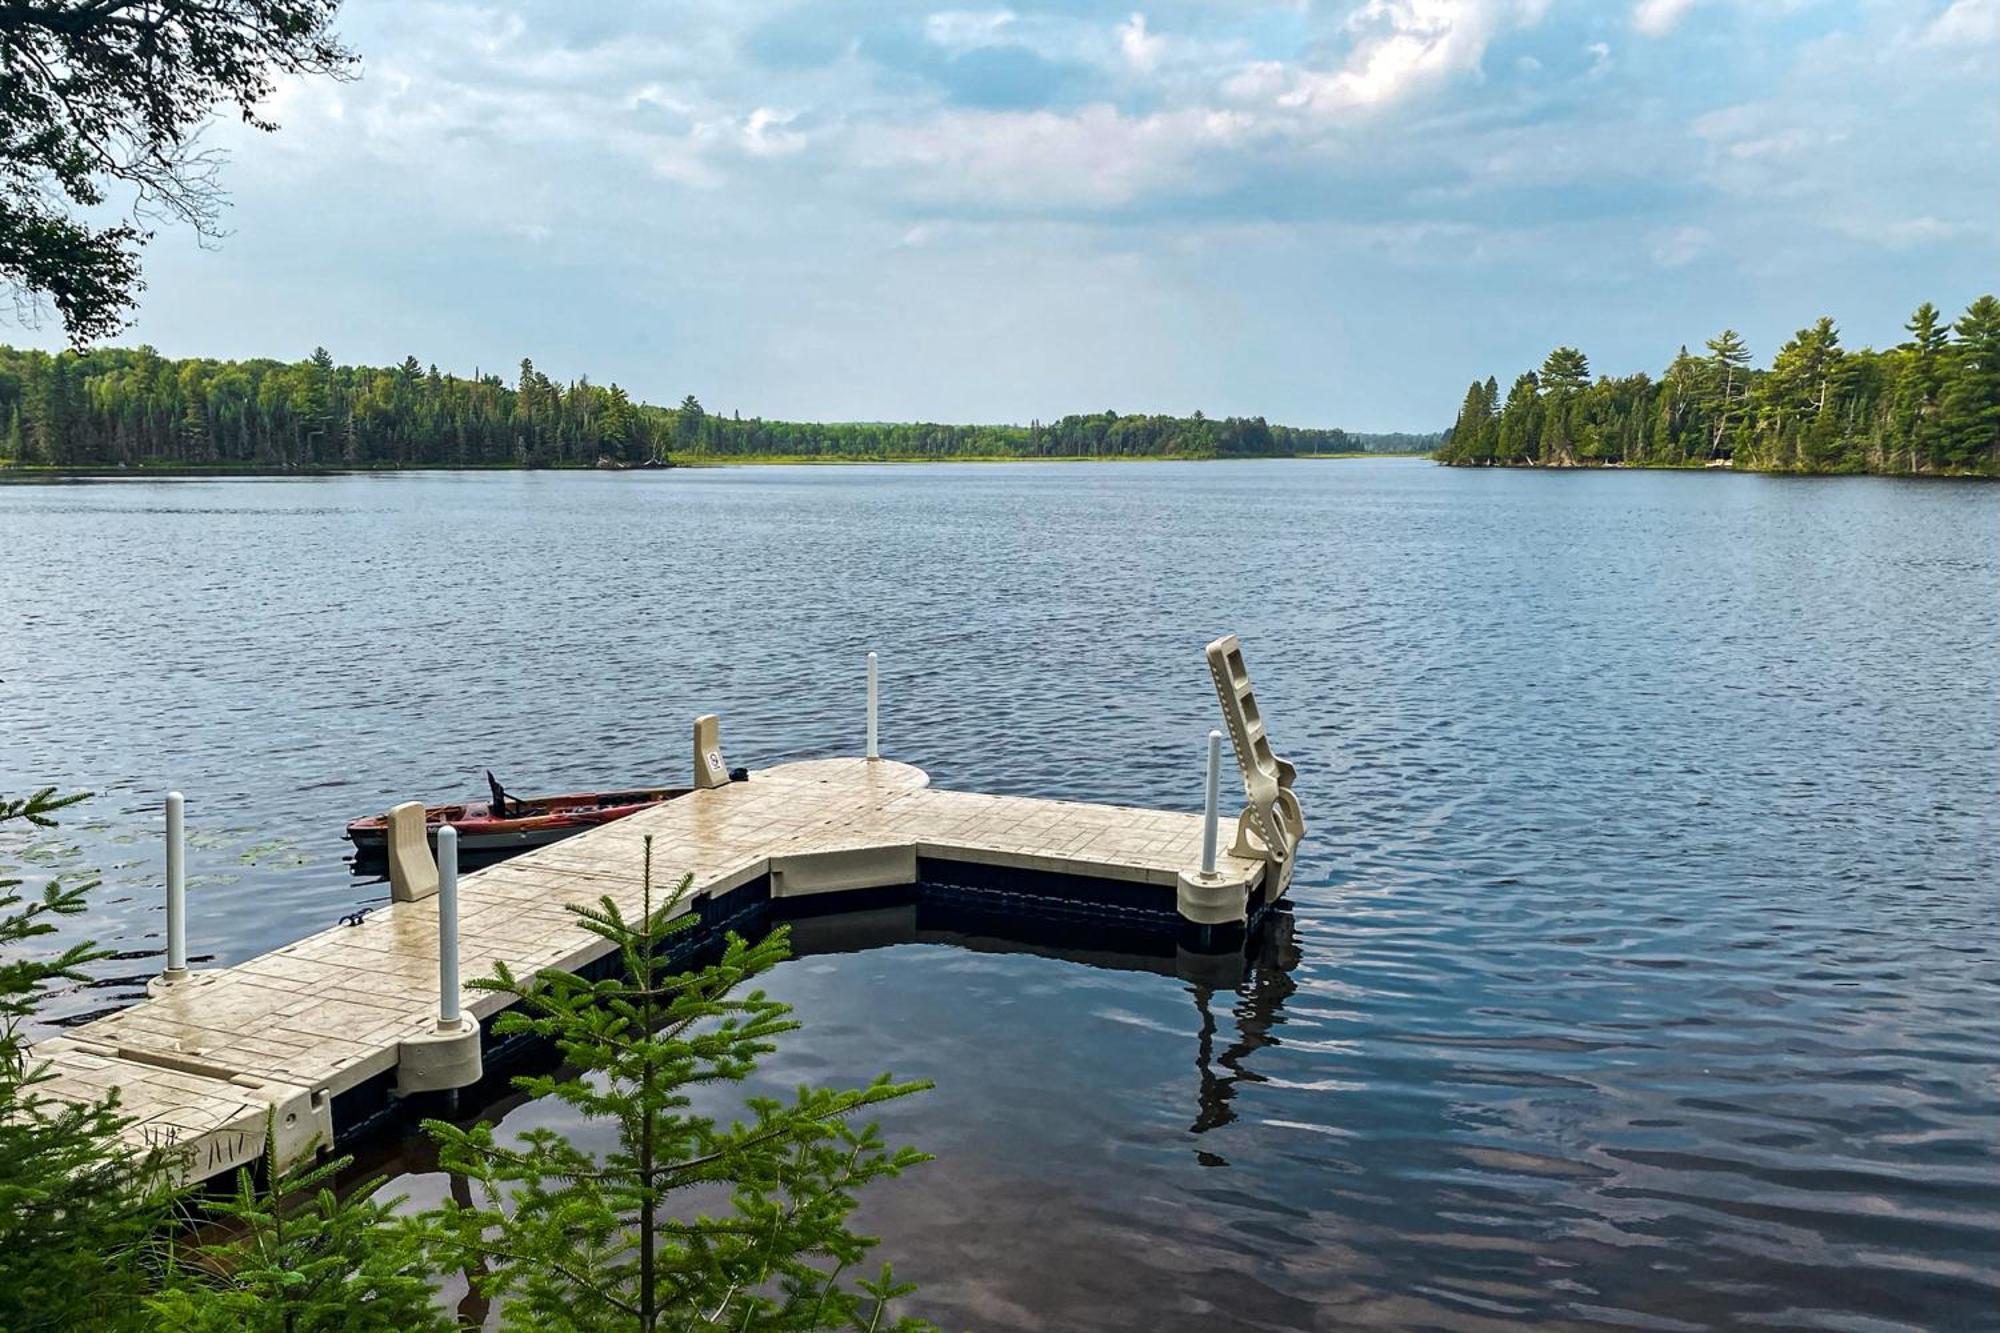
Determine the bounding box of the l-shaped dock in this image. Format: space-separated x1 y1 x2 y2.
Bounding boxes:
32 636 1306 1186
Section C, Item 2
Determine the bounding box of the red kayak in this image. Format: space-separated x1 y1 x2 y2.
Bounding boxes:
346 772 706 856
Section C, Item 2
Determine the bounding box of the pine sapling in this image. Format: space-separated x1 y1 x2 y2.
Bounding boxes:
0 789 178 1333
143 1116 452 1333
426 836 934 1332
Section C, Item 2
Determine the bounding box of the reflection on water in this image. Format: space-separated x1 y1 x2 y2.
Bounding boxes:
784 900 1306 1153
353 900 1305 1331
3 462 1997 1329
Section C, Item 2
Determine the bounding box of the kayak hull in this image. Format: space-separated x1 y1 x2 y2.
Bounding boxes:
345 786 694 857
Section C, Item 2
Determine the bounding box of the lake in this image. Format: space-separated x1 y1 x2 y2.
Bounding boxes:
3 460 1997 1330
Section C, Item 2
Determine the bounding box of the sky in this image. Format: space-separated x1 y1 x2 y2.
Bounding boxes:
13 0 2000 430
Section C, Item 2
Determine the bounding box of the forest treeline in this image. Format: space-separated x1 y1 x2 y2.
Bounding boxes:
0 344 1397 468
1437 296 2000 476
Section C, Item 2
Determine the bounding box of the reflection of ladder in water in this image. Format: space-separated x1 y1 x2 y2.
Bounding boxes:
1205 635 1306 897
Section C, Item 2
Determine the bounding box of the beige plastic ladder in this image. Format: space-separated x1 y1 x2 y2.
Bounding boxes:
1204 634 1305 895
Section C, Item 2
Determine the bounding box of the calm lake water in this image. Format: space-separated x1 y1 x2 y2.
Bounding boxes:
3 461 1997 1330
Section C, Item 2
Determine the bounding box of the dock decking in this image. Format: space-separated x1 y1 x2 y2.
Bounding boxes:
33 757 1268 1185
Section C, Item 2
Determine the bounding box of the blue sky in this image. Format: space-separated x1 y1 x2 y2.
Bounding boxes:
16 0 1999 429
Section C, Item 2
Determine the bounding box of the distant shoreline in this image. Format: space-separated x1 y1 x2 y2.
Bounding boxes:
1437 459 1999 481
683 451 1428 466
0 452 1431 479
14 454 2000 481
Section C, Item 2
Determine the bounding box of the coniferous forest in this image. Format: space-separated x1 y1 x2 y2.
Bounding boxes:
1437 296 2000 476
0 344 1396 469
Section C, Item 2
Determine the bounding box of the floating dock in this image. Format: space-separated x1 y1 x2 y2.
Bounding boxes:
32 636 1305 1186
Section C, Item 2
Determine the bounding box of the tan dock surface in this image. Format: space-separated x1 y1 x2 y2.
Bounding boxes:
33 758 1264 1184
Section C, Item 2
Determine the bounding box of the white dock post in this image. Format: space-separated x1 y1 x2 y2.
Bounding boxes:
397 819 482 1094
163 791 188 981
1200 730 1222 878
866 651 879 760
436 825 461 1028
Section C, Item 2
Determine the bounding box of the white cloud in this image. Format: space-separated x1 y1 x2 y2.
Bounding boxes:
1222 0 1551 116
63 0 1996 432
923 9 1018 51
1678 12 1996 267
860 104 1254 209
742 107 805 157
1828 215 1974 250
1632 0 1698 38
1119 12 1166 72
1724 128 1817 160
1920 0 2000 46
253 0 1575 224
1649 224 1712 267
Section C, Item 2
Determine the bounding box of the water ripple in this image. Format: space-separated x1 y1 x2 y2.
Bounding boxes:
3 462 1997 1330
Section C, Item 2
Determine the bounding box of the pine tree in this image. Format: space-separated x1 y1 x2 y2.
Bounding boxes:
1761 318 1843 469
675 394 707 453
1941 295 2000 472
1495 371 1541 463
1657 345 1704 462
1891 302 1950 473
301 346 338 465
1538 346 1590 396
1702 330 1751 458
144 1123 450 1332
0 790 176 1333
1444 380 1494 464
601 384 637 461
1431 298 1997 477
1537 347 1590 464
426 838 933 1332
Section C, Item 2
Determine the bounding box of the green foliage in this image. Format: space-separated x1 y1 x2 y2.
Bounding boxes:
1538 347 1591 396
0 344 672 469
1890 302 1950 470
0 789 175 1333
2 809 936 1329
145 1123 451 1333
1449 377 1498 464
0 343 1406 468
676 393 708 451
1534 347 1592 464
1436 296 2000 476
1943 295 2000 471
426 838 934 1332
0 1 354 342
